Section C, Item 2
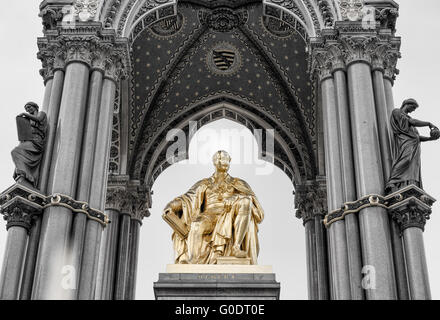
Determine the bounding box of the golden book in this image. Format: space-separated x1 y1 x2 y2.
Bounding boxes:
162 208 189 239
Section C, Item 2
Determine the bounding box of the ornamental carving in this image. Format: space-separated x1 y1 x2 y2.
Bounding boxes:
74 0 99 21
390 200 431 233
338 0 364 22
310 23 401 82
106 184 151 222
199 8 248 33
37 26 129 83
295 179 327 224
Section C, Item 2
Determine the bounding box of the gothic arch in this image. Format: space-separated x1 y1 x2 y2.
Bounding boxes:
141 99 302 191
98 0 343 38
120 0 318 190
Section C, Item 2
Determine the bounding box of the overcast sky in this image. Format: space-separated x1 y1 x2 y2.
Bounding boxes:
0 1 439 300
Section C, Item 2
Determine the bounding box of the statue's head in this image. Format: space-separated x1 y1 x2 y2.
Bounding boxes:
25 102 39 115
213 150 231 173
401 98 419 114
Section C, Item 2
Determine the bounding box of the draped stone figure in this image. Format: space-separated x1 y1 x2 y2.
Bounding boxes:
386 98 439 194
11 102 47 188
163 151 264 265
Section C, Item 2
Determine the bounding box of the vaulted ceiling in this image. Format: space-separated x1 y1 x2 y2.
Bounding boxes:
124 0 317 188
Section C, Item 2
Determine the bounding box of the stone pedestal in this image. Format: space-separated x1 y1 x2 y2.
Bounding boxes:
154 265 280 300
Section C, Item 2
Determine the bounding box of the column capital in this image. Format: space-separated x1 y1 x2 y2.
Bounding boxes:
295 178 327 225
106 177 152 223
0 183 46 232
387 185 436 233
310 21 401 81
37 23 129 83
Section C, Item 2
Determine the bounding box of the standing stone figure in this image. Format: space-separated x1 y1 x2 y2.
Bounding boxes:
386 98 439 194
163 150 264 265
11 102 47 188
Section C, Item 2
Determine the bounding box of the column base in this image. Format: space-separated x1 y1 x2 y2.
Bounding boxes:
154 265 280 300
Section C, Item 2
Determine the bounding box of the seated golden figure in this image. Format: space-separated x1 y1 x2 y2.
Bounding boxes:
163 150 264 265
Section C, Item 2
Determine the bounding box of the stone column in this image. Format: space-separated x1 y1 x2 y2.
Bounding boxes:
0 186 46 300
333 64 364 300
374 44 410 300
312 180 329 300
296 180 330 300
78 71 118 300
20 47 67 300
126 219 142 300
343 31 397 299
0 218 30 300
114 212 131 300
320 74 351 300
296 188 318 300
388 187 435 300
304 218 318 300
95 189 123 300
70 65 105 298
32 41 92 299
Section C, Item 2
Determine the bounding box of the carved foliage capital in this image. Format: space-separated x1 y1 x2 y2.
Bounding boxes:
390 199 431 233
295 180 327 225
106 187 151 222
37 28 129 82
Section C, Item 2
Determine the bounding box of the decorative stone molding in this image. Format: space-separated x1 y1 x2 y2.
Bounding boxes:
338 0 364 22
199 8 248 32
295 178 327 225
45 193 109 226
0 184 46 232
324 185 436 231
0 183 110 230
39 2 72 32
37 23 129 83
106 176 152 223
310 21 401 82
74 0 99 22
324 194 387 227
388 185 436 233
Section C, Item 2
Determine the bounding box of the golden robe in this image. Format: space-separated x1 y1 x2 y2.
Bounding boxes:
171 174 264 265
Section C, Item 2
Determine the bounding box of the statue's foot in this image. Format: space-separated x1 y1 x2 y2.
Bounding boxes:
232 245 247 258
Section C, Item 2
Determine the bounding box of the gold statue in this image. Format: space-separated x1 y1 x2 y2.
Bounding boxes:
163 150 264 265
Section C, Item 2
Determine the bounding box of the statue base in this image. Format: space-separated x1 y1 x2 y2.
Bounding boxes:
154 265 280 300
216 257 251 265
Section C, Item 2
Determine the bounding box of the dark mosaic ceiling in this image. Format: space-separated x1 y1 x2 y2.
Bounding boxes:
128 0 316 184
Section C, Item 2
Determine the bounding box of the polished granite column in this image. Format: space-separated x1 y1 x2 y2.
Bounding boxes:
78 76 117 300
321 74 351 299
389 187 435 300
32 56 91 300
333 66 364 300
345 37 397 299
20 63 66 300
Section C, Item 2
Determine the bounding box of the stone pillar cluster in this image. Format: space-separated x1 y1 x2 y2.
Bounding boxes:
310 19 436 300
295 178 329 300
95 176 151 300
0 9 129 298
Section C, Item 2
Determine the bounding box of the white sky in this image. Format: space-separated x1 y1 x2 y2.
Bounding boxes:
0 0 439 300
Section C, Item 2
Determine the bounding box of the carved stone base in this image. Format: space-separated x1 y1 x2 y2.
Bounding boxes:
216 257 251 265
154 271 280 300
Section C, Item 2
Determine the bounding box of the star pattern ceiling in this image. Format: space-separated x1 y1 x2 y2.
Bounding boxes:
129 1 316 182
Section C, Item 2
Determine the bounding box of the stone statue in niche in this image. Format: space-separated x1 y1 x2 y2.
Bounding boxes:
11 102 47 189
162 150 264 265
386 98 439 194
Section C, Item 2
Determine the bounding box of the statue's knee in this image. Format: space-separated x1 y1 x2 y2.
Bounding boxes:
239 196 252 207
